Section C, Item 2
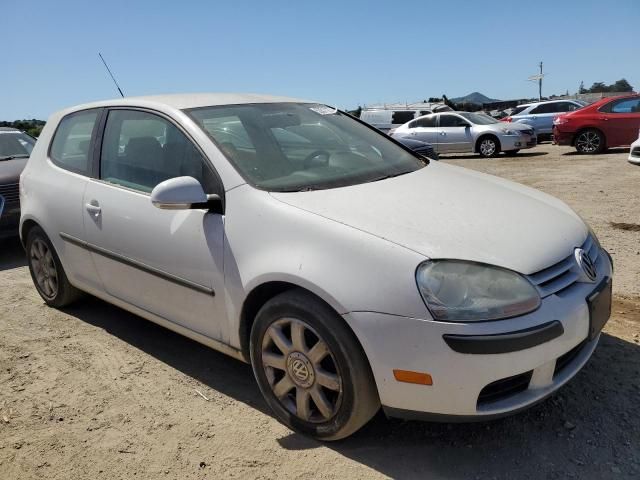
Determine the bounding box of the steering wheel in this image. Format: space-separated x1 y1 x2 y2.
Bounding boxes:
303 150 331 169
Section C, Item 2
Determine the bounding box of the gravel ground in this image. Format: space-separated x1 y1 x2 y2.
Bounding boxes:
0 143 638 479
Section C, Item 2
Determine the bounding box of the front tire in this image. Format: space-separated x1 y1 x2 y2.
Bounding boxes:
250 289 379 441
26 226 82 307
478 136 500 158
575 129 605 154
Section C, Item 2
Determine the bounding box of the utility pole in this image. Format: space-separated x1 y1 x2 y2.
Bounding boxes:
527 62 545 101
538 61 543 101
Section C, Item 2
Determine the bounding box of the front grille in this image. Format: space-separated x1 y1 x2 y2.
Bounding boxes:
553 340 587 378
477 370 533 406
527 235 599 297
0 183 20 207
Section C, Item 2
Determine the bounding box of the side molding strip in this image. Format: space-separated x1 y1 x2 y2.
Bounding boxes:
59 232 215 296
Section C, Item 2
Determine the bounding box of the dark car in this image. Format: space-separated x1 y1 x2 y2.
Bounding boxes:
393 136 439 160
0 127 36 238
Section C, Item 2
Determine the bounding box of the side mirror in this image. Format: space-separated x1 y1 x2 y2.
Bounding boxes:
151 176 222 213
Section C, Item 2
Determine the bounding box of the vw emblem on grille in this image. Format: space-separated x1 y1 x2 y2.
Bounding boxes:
575 248 597 282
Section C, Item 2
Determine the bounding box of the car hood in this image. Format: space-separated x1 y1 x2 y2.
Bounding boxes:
0 157 28 184
270 162 587 275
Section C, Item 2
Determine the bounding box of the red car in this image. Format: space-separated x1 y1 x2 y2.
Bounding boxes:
553 94 640 153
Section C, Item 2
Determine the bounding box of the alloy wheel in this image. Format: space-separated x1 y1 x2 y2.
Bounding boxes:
30 238 58 300
576 131 601 153
261 317 342 423
480 139 496 156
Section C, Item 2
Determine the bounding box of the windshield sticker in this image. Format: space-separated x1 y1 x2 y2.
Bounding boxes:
309 105 338 115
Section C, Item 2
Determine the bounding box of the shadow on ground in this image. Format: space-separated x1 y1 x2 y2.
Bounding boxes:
440 151 548 160
61 293 640 479
562 147 630 157
0 237 26 271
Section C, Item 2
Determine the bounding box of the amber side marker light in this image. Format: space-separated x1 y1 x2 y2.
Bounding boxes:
393 369 433 385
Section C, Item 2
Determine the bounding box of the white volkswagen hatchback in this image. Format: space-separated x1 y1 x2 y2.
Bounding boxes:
20 94 612 440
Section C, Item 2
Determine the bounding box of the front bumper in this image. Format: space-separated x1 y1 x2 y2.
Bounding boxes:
500 133 537 151
629 146 640 165
343 249 612 419
0 206 20 239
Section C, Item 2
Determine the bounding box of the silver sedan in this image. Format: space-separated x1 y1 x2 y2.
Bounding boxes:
392 111 537 157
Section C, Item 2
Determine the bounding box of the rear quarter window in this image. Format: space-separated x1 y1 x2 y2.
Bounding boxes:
49 110 100 175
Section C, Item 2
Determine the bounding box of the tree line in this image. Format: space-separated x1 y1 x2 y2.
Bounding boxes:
0 119 46 138
579 78 634 94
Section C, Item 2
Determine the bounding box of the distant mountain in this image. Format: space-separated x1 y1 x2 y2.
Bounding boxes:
450 92 501 105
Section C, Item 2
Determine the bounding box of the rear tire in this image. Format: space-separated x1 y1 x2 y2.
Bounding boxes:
250 289 380 441
477 136 500 158
26 226 82 307
575 129 605 154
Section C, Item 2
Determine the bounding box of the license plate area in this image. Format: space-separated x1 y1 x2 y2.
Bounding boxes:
587 277 612 340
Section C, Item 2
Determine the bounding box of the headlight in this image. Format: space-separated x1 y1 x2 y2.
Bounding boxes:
553 117 569 125
501 129 519 135
416 260 541 322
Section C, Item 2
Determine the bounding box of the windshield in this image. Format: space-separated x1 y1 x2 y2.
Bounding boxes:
0 131 36 159
510 106 528 116
186 103 426 191
456 112 500 125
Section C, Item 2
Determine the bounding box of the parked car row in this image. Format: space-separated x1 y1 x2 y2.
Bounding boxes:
17 93 613 440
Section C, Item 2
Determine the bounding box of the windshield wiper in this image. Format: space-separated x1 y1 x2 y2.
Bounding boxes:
368 170 411 183
277 186 321 192
0 154 30 160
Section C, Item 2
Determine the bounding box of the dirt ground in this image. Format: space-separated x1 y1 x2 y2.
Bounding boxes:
1 143 639 479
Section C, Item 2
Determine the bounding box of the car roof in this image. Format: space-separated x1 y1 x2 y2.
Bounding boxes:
517 99 579 108
57 93 315 115
0 127 22 132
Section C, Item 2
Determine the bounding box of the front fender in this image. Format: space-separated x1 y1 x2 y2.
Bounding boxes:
222 186 430 349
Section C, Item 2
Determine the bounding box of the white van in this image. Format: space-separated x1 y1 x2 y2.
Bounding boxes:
360 106 452 133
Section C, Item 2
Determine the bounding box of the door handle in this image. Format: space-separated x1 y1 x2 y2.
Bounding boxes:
86 202 101 217
439 132 446 136
599 117 609 121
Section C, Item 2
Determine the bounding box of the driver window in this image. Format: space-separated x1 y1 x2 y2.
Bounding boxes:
100 110 218 193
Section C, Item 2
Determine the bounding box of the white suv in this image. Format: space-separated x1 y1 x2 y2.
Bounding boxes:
20 93 612 440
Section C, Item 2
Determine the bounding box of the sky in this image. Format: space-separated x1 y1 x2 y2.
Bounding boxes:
3 0 638 120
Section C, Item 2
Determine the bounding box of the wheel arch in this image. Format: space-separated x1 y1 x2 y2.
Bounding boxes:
20 217 40 249
571 126 607 148
475 133 501 153
238 281 368 366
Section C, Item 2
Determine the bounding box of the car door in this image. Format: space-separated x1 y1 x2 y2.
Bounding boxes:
405 115 439 150
43 109 104 292
437 114 473 153
82 108 228 342
527 103 557 134
599 98 640 146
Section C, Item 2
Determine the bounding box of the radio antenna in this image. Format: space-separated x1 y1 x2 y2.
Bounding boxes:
98 52 125 98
